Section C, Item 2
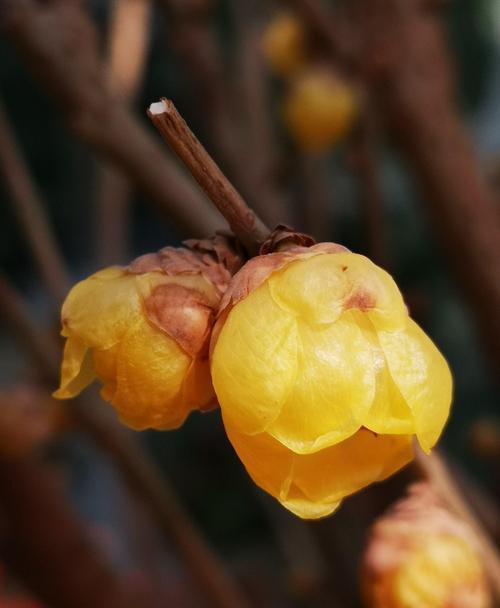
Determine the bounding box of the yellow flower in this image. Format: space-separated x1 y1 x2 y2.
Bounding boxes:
262 12 307 77
362 483 491 608
55 247 228 430
283 71 358 152
211 244 452 518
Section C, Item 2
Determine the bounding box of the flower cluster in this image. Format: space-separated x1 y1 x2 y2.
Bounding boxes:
262 12 358 152
56 240 452 518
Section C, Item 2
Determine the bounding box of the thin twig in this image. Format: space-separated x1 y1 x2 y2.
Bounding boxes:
3 0 223 237
148 99 270 254
0 275 252 608
0 100 70 306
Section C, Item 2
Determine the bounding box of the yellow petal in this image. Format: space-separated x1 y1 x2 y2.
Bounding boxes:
395 535 489 608
61 268 141 349
268 252 407 330
377 319 452 452
53 337 95 399
265 311 377 453
268 253 349 323
291 429 413 504
224 418 413 520
280 488 341 520
337 253 407 331
211 282 299 434
181 356 216 412
360 316 415 436
111 315 192 430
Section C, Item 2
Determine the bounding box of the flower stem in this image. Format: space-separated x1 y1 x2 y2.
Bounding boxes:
148 99 270 254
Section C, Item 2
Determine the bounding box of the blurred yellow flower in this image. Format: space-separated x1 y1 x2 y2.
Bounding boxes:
363 483 491 608
55 247 227 430
262 12 307 77
211 244 452 518
284 71 358 152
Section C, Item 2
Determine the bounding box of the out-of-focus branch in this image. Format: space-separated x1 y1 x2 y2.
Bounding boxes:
0 455 141 608
229 0 292 227
2 0 223 237
149 99 270 254
298 154 332 242
415 449 500 598
0 274 253 608
107 0 152 101
0 100 70 306
348 116 388 268
95 0 153 265
290 0 500 378
158 0 291 227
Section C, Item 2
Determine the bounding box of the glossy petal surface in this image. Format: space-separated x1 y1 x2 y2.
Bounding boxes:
378 319 452 452
225 418 413 520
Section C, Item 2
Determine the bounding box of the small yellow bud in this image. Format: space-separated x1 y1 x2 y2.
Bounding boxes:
262 12 307 77
211 244 452 518
283 71 358 152
362 483 491 608
55 246 229 431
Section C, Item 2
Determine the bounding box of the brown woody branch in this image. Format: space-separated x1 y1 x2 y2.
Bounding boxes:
2 0 223 237
149 99 270 254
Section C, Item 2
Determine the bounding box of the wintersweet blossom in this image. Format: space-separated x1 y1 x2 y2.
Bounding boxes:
55 246 229 430
363 483 491 608
211 244 452 518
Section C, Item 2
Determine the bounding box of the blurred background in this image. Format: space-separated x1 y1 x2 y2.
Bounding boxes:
0 0 499 606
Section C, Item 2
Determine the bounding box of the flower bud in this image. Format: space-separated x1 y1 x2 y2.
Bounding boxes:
55 245 231 430
211 244 452 518
284 71 358 152
262 12 307 77
362 483 491 608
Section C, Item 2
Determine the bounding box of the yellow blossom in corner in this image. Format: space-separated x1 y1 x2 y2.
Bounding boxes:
211 244 452 518
55 246 230 431
262 12 307 77
284 71 358 152
362 483 491 608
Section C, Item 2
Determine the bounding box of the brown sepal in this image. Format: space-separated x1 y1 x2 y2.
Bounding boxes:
128 242 233 293
184 231 245 276
145 283 214 357
259 224 316 254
